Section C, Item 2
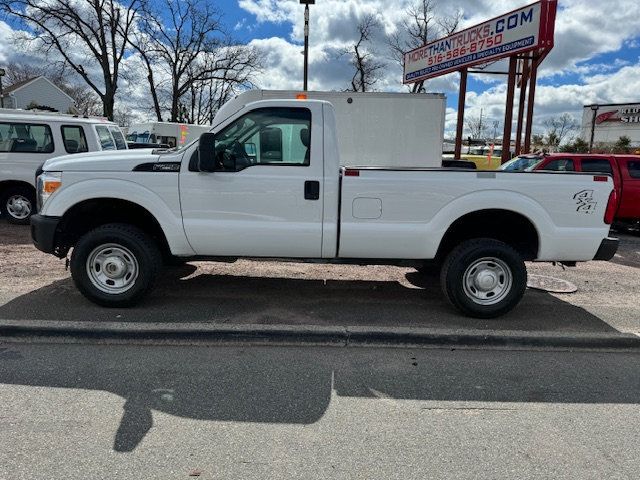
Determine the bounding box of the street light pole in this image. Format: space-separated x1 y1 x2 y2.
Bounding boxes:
300 0 315 91
589 104 599 153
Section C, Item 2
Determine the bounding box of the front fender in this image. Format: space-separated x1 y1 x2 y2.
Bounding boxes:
41 178 195 256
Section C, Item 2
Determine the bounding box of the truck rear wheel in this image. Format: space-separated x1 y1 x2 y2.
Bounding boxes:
440 238 527 318
70 223 161 307
2 186 35 225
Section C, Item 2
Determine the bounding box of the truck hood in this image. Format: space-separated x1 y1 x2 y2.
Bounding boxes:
43 149 171 172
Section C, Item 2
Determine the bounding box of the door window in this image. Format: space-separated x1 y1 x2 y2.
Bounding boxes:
581 159 613 174
214 107 311 169
627 161 640 179
540 158 575 171
61 125 89 153
0 122 54 153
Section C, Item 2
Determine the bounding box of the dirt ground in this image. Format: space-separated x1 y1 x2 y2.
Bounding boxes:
0 220 639 335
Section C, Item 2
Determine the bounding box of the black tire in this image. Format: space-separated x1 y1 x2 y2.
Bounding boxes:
1 186 36 225
440 238 527 319
70 223 162 307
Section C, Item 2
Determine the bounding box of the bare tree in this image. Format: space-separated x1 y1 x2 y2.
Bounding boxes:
388 0 462 93
344 14 385 92
131 0 261 122
465 115 489 140
543 113 579 149
1 0 141 120
184 50 260 125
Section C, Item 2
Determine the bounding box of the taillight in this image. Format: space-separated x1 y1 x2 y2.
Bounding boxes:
604 190 618 225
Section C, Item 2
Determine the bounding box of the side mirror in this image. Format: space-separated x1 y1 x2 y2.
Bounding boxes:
198 133 217 172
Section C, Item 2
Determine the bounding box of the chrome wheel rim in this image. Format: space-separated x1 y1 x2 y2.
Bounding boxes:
6 194 32 220
463 257 513 306
86 244 139 294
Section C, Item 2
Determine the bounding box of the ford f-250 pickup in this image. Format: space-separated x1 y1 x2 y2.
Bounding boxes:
30 96 619 318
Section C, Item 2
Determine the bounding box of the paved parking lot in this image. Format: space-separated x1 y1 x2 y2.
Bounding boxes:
0 221 639 338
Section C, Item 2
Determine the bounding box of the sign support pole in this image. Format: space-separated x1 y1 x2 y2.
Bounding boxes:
515 59 529 156
523 57 539 153
501 58 517 164
454 68 468 160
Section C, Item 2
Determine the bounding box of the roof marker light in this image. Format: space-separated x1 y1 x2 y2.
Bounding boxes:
296 93 308 100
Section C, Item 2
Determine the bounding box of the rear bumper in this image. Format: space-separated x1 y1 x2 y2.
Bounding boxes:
30 214 61 255
593 237 619 261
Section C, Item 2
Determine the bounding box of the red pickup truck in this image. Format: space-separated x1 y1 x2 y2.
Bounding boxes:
533 154 640 228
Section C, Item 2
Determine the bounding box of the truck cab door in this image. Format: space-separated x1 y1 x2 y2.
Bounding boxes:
616 158 640 220
179 104 324 257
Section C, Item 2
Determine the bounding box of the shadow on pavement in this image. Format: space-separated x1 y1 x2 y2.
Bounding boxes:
0 344 638 452
610 234 640 269
0 263 622 334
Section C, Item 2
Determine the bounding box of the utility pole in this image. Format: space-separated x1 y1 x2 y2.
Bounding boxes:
589 104 599 153
300 0 315 91
0 68 5 109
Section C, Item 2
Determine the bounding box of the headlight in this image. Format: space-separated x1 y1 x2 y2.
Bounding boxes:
37 172 62 212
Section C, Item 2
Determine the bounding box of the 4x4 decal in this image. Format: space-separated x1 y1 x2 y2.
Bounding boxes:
574 190 597 214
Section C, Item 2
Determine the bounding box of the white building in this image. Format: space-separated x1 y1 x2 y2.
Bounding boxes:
580 103 640 147
0 76 75 113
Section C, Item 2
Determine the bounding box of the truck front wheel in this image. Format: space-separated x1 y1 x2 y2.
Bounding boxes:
440 238 527 318
70 223 162 307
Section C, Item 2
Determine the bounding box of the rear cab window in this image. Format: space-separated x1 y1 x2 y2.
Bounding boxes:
0 122 54 153
580 158 613 175
625 160 640 179
61 125 89 153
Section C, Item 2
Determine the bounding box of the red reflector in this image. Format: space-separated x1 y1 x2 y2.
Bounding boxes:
344 169 360 177
594 176 608 182
604 190 618 225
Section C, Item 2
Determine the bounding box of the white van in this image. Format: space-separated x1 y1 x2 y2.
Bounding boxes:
126 122 211 149
0 109 127 224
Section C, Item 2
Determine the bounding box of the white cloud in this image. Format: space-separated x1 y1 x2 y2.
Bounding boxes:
451 64 640 138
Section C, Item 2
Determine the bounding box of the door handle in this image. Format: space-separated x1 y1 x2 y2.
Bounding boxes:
304 180 320 200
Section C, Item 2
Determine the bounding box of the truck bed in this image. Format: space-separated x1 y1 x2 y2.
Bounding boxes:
338 167 614 262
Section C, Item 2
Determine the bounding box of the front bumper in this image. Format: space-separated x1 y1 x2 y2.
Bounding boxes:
30 214 61 255
593 237 619 261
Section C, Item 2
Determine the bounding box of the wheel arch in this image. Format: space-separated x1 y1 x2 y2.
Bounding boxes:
55 198 173 259
436 209 540 261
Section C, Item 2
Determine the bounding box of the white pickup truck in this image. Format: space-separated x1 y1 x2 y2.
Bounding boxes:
31 97 619 318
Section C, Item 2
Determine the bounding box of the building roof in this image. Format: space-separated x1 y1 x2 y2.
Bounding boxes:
2 76 75 104
3 76 38 94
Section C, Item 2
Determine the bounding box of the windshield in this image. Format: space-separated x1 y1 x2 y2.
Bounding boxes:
499 156 543 171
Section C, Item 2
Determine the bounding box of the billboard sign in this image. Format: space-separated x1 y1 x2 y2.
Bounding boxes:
403 1 556 84
595 106 640 125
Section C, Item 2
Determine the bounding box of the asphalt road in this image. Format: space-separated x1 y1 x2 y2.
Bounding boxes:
0 342 638 479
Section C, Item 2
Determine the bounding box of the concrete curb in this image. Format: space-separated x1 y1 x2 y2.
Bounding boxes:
1 319 640 350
